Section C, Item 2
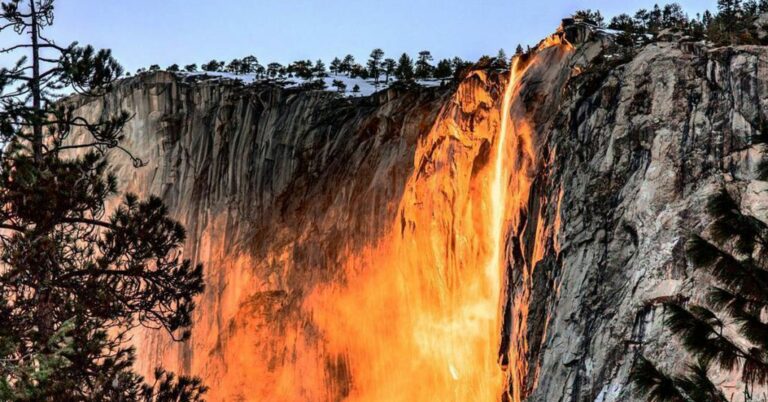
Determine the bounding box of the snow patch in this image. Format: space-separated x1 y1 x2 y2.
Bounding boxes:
176 71 446 97
596 28 624 36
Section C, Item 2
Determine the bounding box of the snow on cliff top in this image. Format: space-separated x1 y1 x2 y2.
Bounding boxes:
176 71 444 97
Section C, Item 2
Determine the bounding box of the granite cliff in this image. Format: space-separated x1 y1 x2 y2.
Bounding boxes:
67 23 768 401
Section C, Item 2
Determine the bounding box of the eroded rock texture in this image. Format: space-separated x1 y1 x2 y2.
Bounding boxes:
519 31 768 402
68 24 768 402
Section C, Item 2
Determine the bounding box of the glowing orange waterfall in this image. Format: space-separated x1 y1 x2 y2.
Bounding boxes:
489 58 519 316
300 56 540 402
494 58 528 402
497 58 538 402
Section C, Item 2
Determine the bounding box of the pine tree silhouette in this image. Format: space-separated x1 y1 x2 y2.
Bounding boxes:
0 1 206 400
633 184 768 401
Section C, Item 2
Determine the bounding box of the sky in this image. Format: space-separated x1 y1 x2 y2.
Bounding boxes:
6 0 719 72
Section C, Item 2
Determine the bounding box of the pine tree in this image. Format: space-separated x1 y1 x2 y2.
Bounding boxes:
184 63 198 72
331 79 346 93
608 13 638 34
352 83 360 93
166 63 180 72
415 50 433 79
663 3 686 28
367 48 384 86
313 59 326 77
450 57 472 81
289 60 314 80
241 55 258 74
201 59 222 72
226 58 242 74
496 48 508 68
349 63 368 79
574 9 605 27
434 59 453 81
395 53 414 81
515 44 524 55
330 57 341 75
0 1 206 399
254 63 265 79
633 185 768 401
717 0 744 40
340 54 355 75
267 62 282 78
634 8 651 32
383 58 397 83
718 0 742 22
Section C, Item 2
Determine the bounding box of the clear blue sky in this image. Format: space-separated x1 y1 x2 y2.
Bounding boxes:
18 0 719 72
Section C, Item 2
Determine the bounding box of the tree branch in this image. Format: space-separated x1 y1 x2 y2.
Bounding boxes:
60 217 114 230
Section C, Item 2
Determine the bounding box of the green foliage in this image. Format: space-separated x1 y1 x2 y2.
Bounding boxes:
141 45 470 88
329 57 341 75
348 63 368 79
434 59 453 80
140 368 207 402
288 59 314 80
382 58 396 83
635 185 768 400
574 9 605 27
677 362 729 402
313 59 326 77
605 2 768 46
451 57 474 81
414 50 433 79
631 356 687 402
0 0 206 399
367 48 384 84
201 59 223 72
395 53 414 81
496 48 508 68
340 54 355 75
266 62 283 78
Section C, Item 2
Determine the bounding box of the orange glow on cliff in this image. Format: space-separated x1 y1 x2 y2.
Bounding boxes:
134 41 574 402
302 57 539 402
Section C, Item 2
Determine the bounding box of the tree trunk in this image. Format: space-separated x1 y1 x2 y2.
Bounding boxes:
30 0 42 165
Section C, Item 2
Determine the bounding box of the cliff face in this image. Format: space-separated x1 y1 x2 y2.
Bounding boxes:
69 24 768 402
70 72 458 401
526 35 768 402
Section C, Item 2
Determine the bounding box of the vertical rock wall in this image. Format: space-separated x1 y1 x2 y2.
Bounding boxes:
68 25 768 401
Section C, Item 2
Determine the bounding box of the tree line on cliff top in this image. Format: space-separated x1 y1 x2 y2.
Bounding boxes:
578 0 768 46
134 1 768 94
135 48 513 93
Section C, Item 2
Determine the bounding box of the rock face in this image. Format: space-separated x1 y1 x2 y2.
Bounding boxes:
68 24 768 402
524 36 768 402
69 74 456 401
